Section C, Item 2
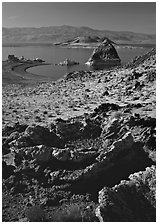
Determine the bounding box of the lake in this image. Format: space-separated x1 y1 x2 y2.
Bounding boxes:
2 45 152 81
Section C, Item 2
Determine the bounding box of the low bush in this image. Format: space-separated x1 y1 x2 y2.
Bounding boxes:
111 111 123 120
25 205 45 222
52 202 98 222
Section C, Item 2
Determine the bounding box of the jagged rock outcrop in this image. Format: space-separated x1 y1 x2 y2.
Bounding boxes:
3 152 16 167
125 48 156 69
27 145 53 164
71 131 154 193
52 148 98 163
5 124 61 148
96 165 156 222
54 117 101 140
86 39 121 66
24 124 60 146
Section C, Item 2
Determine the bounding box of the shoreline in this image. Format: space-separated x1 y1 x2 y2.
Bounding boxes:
9 61 50 74
12 61 50 74
2 61 51 86
3 42 155 49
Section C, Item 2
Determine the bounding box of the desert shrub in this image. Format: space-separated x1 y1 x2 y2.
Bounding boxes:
43 110 48 115
25 205 45 222
52 202 98 222
111 111 123 120
34 115 42 122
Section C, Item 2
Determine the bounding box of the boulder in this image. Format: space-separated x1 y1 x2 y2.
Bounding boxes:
71 132 153 194
2 122 28 136
101 118 122 139
86 39 121 66
24 124 60 146
7 124 61 148
55 118 101 140
2 161 15 179
52 148 71 162
96 165 156 221
3 152 16 167
110 131 134 152
52 148 98 163
31 145 53 164
83 132 135 178
55 119 83 140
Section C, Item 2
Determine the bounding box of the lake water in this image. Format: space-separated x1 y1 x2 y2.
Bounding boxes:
2 45 151 81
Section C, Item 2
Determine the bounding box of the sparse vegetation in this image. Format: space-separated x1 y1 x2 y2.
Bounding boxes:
52 202 98 222
25 205 45 222
111 111 123 120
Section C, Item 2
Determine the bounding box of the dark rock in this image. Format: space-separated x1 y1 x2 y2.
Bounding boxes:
5 124 62 149
2 122 28 136
52 147 98 163
3 132 20 146
101 118 123 139
132 70 143 79
2 161 15 179
71 132 153 195
55 119 84 140
128 115 156 128
145 70 156 82
55 118 101 141
102 90 109 96
96 165 156 222
92 102 121 117
3 152 16 167
29 145 53 164
65 71 87 80
24 124 60 146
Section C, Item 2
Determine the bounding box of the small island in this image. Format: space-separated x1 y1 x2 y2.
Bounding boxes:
7 54 45 63
55 58 79 66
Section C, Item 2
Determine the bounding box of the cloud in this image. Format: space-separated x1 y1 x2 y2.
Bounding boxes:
8 16 18 20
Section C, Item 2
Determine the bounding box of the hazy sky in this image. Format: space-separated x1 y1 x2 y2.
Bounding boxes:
2 2 156 34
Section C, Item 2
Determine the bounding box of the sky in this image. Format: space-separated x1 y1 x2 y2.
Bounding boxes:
2 2 156 34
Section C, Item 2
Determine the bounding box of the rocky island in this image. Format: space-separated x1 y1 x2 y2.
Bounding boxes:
55 58 79 66
86 39 121 67
2 48 156 221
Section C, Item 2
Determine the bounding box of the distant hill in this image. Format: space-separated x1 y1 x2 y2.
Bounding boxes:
2 25 156 45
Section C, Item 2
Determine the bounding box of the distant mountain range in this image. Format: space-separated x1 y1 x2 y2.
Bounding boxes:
2 25 156 45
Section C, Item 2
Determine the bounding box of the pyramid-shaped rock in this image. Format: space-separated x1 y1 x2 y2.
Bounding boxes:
86 39 121 66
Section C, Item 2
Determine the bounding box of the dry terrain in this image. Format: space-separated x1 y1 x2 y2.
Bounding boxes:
2 48 156 221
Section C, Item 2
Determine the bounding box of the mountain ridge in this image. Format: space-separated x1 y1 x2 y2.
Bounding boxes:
2 25 156 45
3 25 156 35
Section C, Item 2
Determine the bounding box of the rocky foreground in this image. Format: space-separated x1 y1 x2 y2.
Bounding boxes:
2 48 156 221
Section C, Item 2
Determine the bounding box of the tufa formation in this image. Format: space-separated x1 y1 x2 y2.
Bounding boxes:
86 38 121 67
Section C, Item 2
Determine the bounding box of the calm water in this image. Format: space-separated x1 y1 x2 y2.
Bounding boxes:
3 45 151 81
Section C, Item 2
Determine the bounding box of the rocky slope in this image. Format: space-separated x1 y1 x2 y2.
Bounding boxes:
2 48 156 221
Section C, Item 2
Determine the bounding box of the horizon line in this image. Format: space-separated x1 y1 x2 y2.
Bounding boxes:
2 25 156 36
